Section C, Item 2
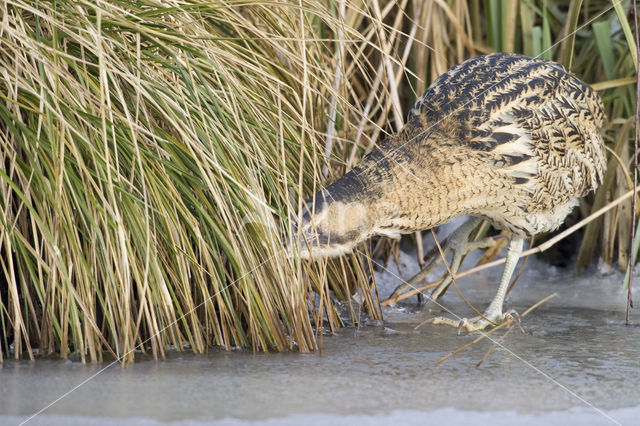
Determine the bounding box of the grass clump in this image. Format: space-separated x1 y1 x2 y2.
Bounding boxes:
0 0 384 362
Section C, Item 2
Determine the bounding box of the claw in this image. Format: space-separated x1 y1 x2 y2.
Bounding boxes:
504 309 525 332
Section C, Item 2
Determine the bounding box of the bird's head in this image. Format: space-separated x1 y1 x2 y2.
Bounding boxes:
285 189 372 259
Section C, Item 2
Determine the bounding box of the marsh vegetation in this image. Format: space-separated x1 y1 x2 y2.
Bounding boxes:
0 0 638 362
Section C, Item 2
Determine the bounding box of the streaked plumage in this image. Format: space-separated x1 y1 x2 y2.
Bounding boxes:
290 53 606 331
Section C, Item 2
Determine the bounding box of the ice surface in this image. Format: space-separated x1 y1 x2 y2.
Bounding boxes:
1 245 639 426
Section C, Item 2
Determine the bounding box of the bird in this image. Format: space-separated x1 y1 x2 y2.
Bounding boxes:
288 53 606 332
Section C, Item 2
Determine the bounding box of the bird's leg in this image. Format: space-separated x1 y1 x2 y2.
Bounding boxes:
388 217 490 304
432 237 524 332
429 232 500 300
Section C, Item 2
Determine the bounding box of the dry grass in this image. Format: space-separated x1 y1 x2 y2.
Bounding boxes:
0 0 638 362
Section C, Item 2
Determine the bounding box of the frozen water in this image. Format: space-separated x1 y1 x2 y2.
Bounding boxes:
1 248 639 426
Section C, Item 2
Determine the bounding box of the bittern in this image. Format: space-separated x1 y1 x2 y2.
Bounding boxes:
289 53 605 332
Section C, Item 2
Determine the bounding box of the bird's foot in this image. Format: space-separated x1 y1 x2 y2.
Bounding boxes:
431 309 519 333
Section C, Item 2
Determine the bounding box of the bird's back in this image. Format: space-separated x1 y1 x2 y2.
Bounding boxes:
379 53 606 236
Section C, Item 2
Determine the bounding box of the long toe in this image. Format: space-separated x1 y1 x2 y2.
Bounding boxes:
431 315 491 333
432 309 519 333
